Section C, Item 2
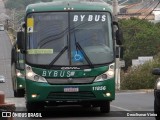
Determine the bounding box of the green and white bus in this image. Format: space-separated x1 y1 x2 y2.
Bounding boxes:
17 0 123 112
11 43 25 97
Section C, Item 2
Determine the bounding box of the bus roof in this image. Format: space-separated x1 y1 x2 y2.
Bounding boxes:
26 0 112 14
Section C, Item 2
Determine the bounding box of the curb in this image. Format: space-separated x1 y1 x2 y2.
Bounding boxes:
116 89 154 93
6 30 15 45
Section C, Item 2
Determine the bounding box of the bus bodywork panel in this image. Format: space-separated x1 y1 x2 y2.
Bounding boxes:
25 65 115 102
25 78 115 103
16 71 25 89
22 0 119 112
26 0 112 14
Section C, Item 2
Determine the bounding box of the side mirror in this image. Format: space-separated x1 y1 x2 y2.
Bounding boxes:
120 46 124 59
116 46 124 59
113 21 123 45
17 31 25 50
152 68 160 75
11 44 17 64
116 29 123 45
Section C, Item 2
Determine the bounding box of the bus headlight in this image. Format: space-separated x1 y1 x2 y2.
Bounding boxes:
27 71 34 77
16 70 24 78
94 63 115 82
26 65 47 83
156 80 160 89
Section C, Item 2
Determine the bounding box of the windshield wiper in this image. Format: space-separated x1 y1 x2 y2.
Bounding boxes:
73 32 94 68
75 42 94 68
49 46 68 66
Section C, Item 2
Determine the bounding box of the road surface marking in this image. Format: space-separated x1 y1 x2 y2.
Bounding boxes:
116 92 146 95
111 105 132 111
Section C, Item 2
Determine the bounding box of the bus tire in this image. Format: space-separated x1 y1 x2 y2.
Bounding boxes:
100 101 110 113
154 100 160 120
26 102 44 112
14 89 25 97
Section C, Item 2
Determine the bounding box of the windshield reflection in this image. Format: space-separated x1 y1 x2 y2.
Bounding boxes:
26 12 114 67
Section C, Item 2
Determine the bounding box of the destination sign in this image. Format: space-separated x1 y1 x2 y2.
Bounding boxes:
73 15 106 22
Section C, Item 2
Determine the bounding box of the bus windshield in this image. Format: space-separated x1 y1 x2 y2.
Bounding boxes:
26 12 114 67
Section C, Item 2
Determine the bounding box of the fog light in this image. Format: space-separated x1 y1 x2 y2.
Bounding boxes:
106 93 111 97
31 94 37 98
19 85 23 88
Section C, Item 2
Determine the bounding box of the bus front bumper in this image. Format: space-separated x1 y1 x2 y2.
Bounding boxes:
17 77 25 89
25 79 115 104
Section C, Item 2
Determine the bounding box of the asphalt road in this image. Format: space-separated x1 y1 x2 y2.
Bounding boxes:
0 30 13 97
4 92 155 120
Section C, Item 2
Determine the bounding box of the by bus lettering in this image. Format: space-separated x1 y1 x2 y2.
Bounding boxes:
42 71 75 77
73 15 106 22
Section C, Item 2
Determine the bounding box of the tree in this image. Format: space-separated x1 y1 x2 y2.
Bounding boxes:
119 18 160 69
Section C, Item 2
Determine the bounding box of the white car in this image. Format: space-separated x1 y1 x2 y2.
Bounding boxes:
0 75 5 83
0 24 4 31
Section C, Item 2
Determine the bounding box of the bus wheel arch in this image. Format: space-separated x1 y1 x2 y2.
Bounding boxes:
100 101 110 113
14 89 25 97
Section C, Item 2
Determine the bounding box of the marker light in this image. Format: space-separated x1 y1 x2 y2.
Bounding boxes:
19 85 23 88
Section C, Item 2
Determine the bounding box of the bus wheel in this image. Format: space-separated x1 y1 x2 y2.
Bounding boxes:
26 102 44 112
154 100 160 120
14 89 24 97
100 101 110 113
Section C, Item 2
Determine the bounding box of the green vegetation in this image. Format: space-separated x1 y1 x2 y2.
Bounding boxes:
120 18 160 90
121 53 160 90
119 18 160 69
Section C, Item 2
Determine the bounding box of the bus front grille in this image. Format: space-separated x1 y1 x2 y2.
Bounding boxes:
47 92 96 100
46 77 95 84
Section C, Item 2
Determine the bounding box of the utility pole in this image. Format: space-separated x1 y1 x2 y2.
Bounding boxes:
113 0 121 90
112 0 118 21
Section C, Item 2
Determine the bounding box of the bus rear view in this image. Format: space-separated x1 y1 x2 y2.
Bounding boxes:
17 0 123 113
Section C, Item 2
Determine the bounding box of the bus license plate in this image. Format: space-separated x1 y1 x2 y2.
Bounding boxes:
64 87 79 92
